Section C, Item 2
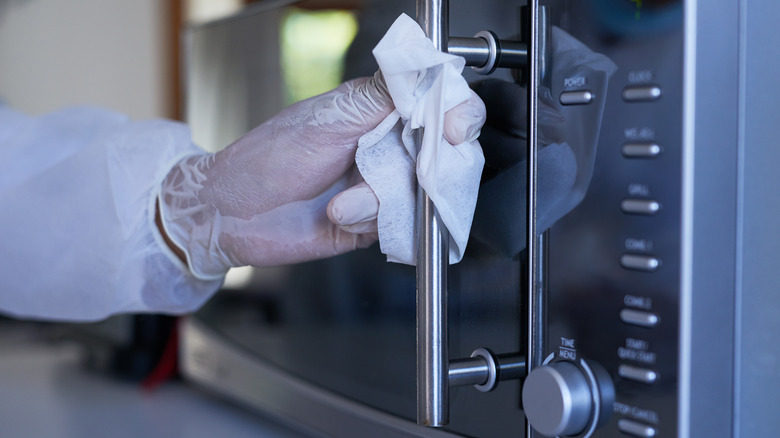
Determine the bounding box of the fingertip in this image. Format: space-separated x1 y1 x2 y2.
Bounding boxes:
444 90 487 145
326 182 379 227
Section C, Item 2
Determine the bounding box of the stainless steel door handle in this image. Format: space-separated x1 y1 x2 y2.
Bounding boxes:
525 3 545 438
416 182 450 427
415 0 449 426
414 0 535 428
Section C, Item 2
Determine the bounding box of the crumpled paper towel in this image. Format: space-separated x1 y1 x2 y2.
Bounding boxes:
356 13 484 265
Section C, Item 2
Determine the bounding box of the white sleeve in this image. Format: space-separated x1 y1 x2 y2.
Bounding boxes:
0 105 224 321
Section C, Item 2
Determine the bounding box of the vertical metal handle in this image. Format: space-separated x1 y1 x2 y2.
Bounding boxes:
414 0 545 428
525 2 546 438
416 0 450 428
416 193 449 427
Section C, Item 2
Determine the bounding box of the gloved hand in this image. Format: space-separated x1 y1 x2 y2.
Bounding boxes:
159 71 486 280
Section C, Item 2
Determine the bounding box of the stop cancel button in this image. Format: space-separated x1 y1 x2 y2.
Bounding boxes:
618 419 658 437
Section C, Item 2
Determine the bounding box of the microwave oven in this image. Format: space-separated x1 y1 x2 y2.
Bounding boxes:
179 1 780 437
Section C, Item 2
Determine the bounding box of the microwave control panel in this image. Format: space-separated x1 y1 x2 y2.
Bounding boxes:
536 2 684 437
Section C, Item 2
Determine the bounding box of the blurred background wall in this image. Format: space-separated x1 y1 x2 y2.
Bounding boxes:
0 0 246 120
0 0 174 119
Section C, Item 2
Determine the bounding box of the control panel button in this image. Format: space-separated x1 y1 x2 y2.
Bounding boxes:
621 199 661 215
620 254 660 272
560 90 594 105
622 85 662 102
622 143 662 158
620 309 659 328
618 364 658 384
618 419 658 437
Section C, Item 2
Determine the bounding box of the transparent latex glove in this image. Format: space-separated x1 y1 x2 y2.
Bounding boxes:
160 72 486 280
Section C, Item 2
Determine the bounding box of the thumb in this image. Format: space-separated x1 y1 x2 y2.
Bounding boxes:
327 181 379 234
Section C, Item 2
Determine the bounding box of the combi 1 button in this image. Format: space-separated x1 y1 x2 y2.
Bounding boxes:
620 254 660 272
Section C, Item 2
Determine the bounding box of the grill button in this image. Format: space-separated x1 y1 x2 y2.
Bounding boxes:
621 199 661 215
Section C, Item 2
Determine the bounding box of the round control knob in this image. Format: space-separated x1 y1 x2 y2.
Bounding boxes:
522 360 614 437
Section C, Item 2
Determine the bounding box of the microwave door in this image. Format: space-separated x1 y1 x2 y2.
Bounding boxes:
181 2 532 438
416 1 619 435
181 1 780 437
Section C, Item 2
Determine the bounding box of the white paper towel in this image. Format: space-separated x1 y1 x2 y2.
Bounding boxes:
357 14 485 265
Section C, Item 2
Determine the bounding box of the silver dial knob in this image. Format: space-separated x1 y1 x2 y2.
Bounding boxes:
522 360 614 437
